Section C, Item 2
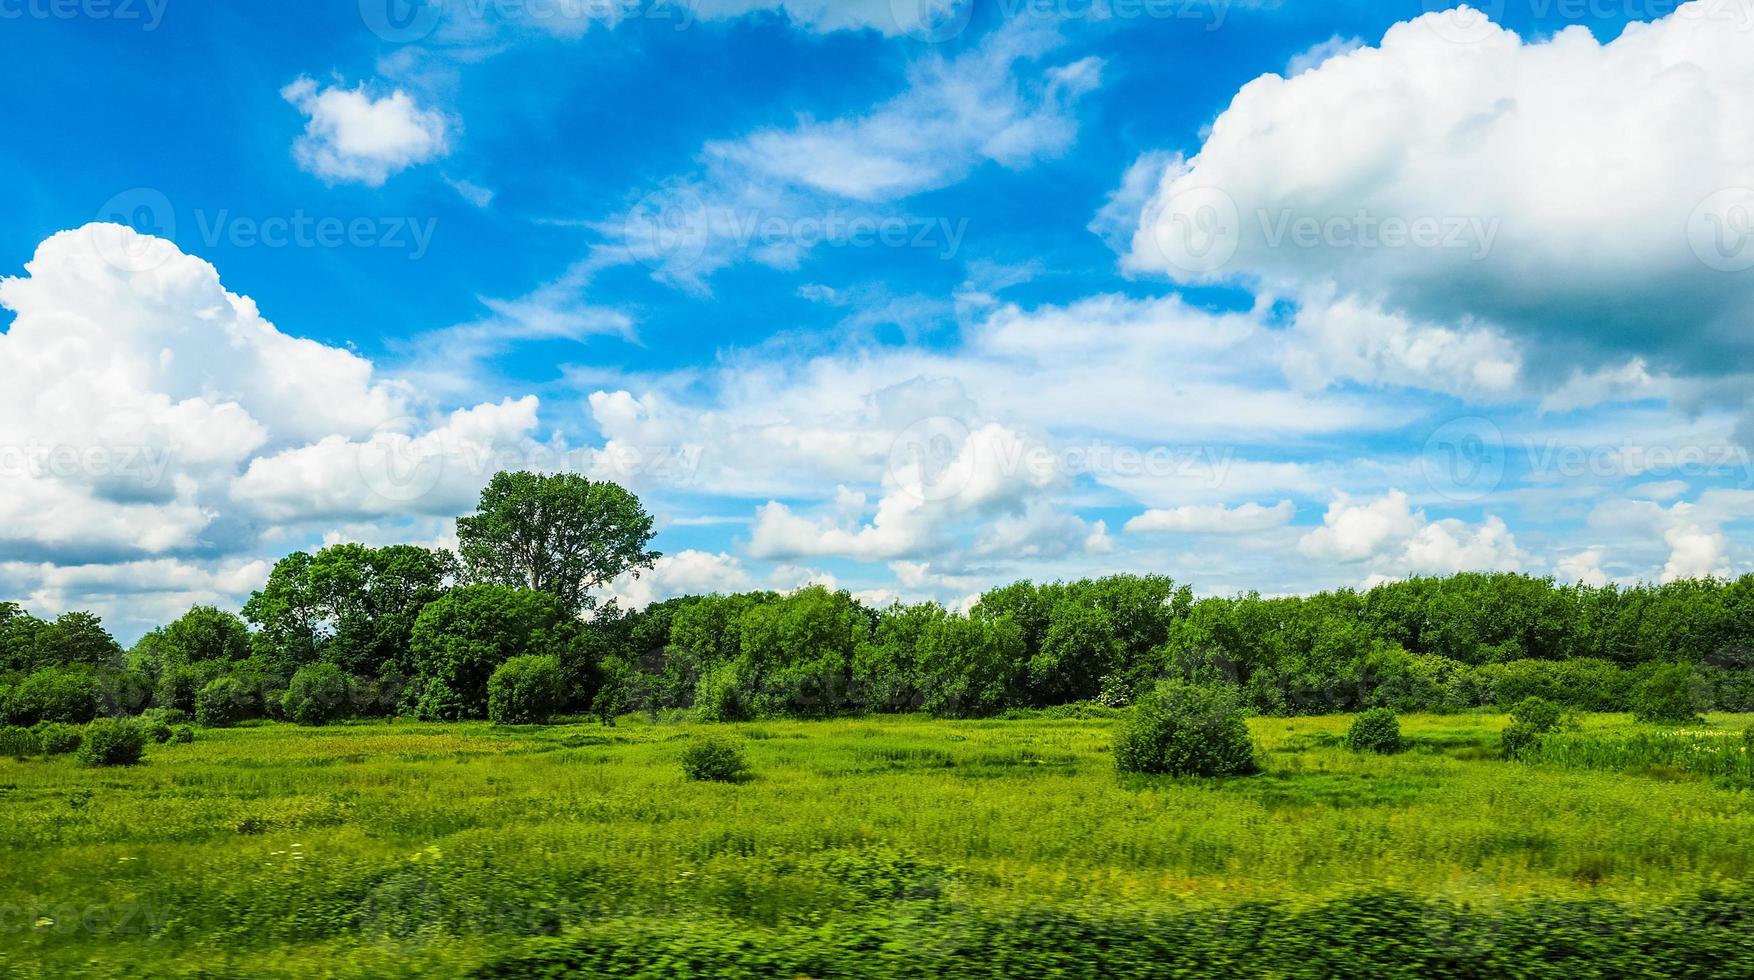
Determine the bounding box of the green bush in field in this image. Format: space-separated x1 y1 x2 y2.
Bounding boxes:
410 678 469 721
1502 696 1565 759
139 716 174 744
76 718 145 766
680 736 749 782
195 675 254 727
1113 681 1258 777
170 724 194 744
487 655 566 724
31 721 82 754
8 666 102 725
1633 663 1704 726
282 664 355 726
409 585 579 719
1345 708 1404 754
0 725 40 758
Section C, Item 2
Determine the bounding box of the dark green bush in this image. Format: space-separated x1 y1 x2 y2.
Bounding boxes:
31 721 82 754
680 736 749 782
1633 663 1704 725
8 666 102 725
1502 696 1565 759
1345 708 1403 754
487 655 566 725
1113 681 1258 777
140 716 174 744
195 675 252 727
76 718 145 766
170 724 194 744
693 663 750 722
282 664 355 726
410 678 469 721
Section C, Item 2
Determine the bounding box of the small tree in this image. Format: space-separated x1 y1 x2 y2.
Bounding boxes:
487 655 566 724
1633 663 1703 726
1346 708 1404 754
77 718 146 766
680 736 749 782
282 664 355 726
1114 681 1259 777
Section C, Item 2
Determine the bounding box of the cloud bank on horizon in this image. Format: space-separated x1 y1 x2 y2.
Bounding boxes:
2 1 1753 639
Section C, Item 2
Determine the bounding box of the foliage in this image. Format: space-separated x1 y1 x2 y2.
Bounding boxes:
1502 696 1566 759
170 724 195 744
487 655 566 725
31 721 82 754
1634 663 1705 725
1345 708 1404 754
410 585 581 719
140 715 175 744
195 675 256 728
33 612 125 670
679 736 749 782
6 667 102 725
75 718 145 766
457 471 658 616
1113 681 1258 777
282 663 355 726
0 725 39 758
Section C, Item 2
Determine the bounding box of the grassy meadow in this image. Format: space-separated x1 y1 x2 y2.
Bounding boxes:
4 711 1754 977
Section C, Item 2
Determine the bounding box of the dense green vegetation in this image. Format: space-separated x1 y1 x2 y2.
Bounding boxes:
3 711 1754 978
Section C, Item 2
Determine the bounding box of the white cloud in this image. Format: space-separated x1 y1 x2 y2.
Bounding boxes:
1126 500 1294 535
595 23 1102 287
1663 524 1731 583
1555 549 1609 588
282 77 449 186
0 224 547 625
598 550 755 610
1125 4 1754 412
1286 35 1363 77
1298 489 1524 578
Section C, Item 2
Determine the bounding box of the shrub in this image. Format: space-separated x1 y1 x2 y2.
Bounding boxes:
282 664 355 726
1633 663 1704 726
1113 681 1259 777
142 706 189 726
140 716 175 744
1345 708 1404 754
409 585 579 719
487 655 566 725
195 676 252 728
76 718 146 766
680 736 749 782
170 725 194 744
410 678 468 721
1502 696 1564 759
31 721 82 754
0 725 40 758
8 667 102 725
153 663 209 716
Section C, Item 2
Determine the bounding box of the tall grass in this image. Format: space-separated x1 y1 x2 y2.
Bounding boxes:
1 713 1752 977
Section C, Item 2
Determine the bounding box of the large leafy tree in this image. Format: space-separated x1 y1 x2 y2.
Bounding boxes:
456 472 659 616
243 544 455 677
408 584 583 718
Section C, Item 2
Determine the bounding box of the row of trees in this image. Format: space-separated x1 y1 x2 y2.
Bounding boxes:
5 470 1754 727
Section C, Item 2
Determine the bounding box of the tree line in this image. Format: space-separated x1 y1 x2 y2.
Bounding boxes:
4 470 1754 728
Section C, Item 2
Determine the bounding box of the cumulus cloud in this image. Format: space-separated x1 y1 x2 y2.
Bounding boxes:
0 224 548 629
1125 4 1754 416
597 549 756 610
1298 490 1524 579
282 77 449 185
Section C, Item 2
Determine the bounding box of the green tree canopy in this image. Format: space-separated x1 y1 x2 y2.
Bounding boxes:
456 471 659 615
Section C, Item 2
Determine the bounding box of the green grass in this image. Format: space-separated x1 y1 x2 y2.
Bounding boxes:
4 712 1754 977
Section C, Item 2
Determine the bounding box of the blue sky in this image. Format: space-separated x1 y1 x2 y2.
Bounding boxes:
3 0 1752 639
